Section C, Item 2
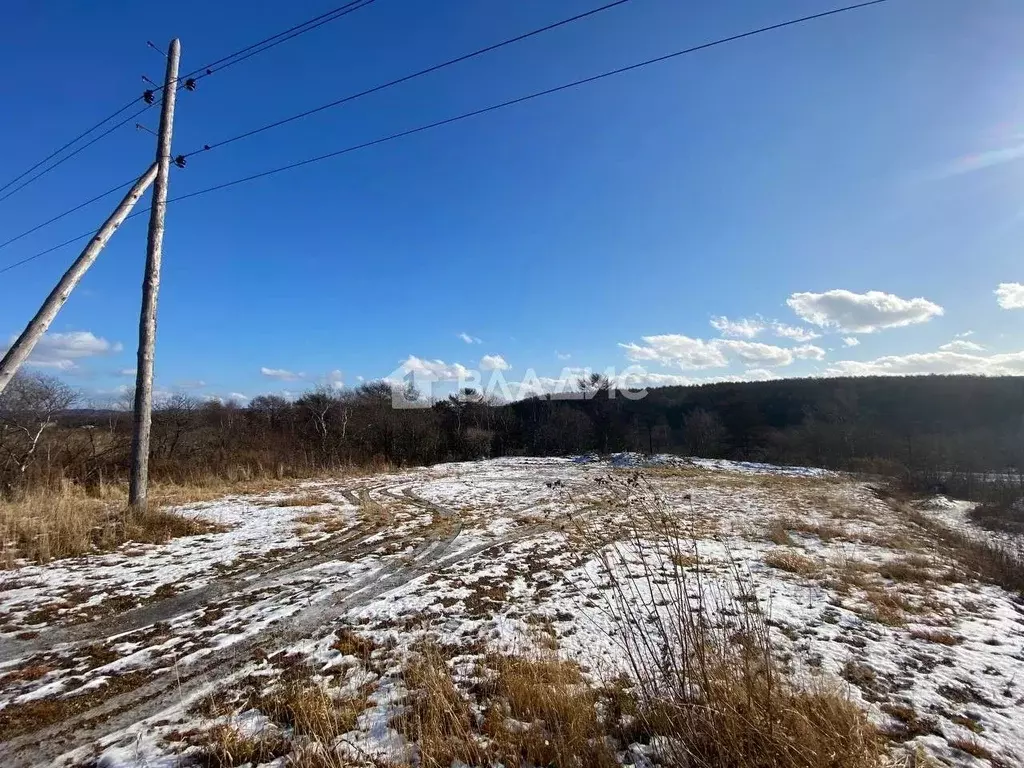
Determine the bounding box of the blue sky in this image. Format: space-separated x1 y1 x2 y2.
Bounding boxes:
1 0 1023 404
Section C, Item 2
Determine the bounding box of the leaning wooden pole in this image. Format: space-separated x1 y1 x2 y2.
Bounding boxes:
130 38 180 510
0 163 159 397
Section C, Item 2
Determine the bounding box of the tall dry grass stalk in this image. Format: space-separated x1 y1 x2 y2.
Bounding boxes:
904 504 1024 596
396 643 485 768
569 472 885 768
0 466 393 568
394 642 618 768
0 479 229 568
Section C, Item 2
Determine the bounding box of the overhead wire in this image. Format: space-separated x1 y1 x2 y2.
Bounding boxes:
0 0 617 250
0 102 157 204
0 0 892 277
181 0 631 157
180 0 376 87
173 0 894 200
0 96 142 195
0 0 377 206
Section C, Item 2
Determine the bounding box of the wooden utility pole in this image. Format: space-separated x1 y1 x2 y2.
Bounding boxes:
130 38 180 510
0 164 159 397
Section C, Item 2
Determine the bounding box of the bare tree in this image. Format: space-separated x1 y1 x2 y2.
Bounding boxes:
153 392 199 460
682 407 727 458
297 386 342 465
0 372 78 490
577 373 611 399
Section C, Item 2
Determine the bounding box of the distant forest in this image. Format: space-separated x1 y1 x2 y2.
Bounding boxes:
2 372 1022 498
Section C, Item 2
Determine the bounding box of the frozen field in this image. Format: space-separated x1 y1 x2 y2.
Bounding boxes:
0 456 1022 767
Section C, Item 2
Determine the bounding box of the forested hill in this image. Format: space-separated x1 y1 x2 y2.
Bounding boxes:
6 373 1024 494
504 375 1024 474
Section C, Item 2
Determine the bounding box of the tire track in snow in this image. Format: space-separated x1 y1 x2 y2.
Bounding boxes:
0 480 399 661
0 474 574 766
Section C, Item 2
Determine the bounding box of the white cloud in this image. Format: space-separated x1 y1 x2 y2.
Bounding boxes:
955 330 975 338
117 367 137 376
938 340 985 353
792 344 826 361
708 315 822 342
620 334 823 370
507 365 787 398
620 335 728 369
826 348 1024 377
613 370 697 388
506 371 578 399
715 339 795 367
771 323 820 342
324 369 344 389
7 330 123 372
614 367 780 389
479 354 510 371
555 351 571 361
28 359 76 371
710 316 765 338
176 379 207 390
842 337 860 347
458 332 482 344
995 283 1024 309
400 355 469 381
260 367 304 381
741 368 778 381
939 143 1024 177
786 289 943 333
227 392 249 403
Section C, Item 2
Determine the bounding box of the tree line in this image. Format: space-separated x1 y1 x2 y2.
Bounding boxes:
2 371 1022 499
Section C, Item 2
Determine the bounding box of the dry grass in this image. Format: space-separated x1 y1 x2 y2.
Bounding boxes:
0 485 221 568
0 469 386 568
948 736 994 761
395 643 485 768
190 723 291 767
0 671 149 741
842 660 878 688
764 548 822 576
275 492 335 508
331 628 378 661
187 663 371 768
392 643 618 768
969 500 1024 535
355 492 391 524
767 519 795 545
644 671 884 768
777 517 846 542
879 702 941 741
861 587 911 626
909 628 961 646
829 559 876 595
258 678 366 744
570 473 885 768
902 503 1024 595
481 652 619 768
877 556 935 584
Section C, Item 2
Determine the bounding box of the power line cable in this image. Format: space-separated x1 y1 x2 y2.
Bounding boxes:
175 0 892 197
0 231 101 276
0 0 617 248
0 0 892 277
0 0 377 207
0 96 141 196
0 176 142 252
181 0 375 87
183 0 633 158
0 103 157 205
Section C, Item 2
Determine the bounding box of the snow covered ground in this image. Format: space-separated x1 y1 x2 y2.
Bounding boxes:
0 456 1022 767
